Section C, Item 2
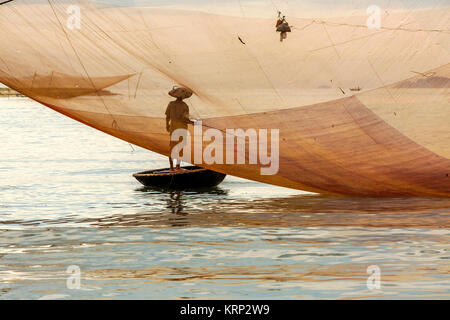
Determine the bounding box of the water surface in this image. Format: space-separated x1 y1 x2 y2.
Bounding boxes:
0 98 449 299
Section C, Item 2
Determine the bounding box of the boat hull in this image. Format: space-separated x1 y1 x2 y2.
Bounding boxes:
133 166 227 190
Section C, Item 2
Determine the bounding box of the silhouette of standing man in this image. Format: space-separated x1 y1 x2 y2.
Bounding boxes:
165 86 194 171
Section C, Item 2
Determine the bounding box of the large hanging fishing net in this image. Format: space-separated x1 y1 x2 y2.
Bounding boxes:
0 0 449 196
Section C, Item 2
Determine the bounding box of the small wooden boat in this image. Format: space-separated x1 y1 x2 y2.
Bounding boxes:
133 166 227 190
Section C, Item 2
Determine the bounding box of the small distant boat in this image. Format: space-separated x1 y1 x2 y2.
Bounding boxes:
133 166 226 190
350 86 362 92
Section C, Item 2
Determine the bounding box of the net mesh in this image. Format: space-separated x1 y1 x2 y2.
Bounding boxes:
0 0 449 196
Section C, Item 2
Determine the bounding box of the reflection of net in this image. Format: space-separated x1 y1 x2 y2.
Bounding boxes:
0 1 449 196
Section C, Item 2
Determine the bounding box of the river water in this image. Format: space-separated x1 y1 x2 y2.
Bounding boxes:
0 98 448 299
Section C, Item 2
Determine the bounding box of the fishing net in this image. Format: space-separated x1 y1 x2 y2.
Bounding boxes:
0 0 449 196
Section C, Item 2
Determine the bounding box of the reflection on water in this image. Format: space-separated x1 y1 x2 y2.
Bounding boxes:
88 189 450 229
0 99 449 299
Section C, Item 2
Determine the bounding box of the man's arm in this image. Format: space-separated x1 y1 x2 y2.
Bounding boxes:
183 104 195 125
165 104 171 132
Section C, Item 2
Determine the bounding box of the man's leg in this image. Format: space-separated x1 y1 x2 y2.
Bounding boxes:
176 133 186 171
169 157 174 171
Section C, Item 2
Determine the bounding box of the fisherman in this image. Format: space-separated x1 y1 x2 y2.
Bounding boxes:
275 11 284 28
165 86 195 171
276 12 291 42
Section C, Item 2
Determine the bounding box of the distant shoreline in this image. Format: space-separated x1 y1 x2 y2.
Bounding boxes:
0 87 25 97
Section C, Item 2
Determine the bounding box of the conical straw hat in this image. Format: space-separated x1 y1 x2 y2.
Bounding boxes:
169 86 193 99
